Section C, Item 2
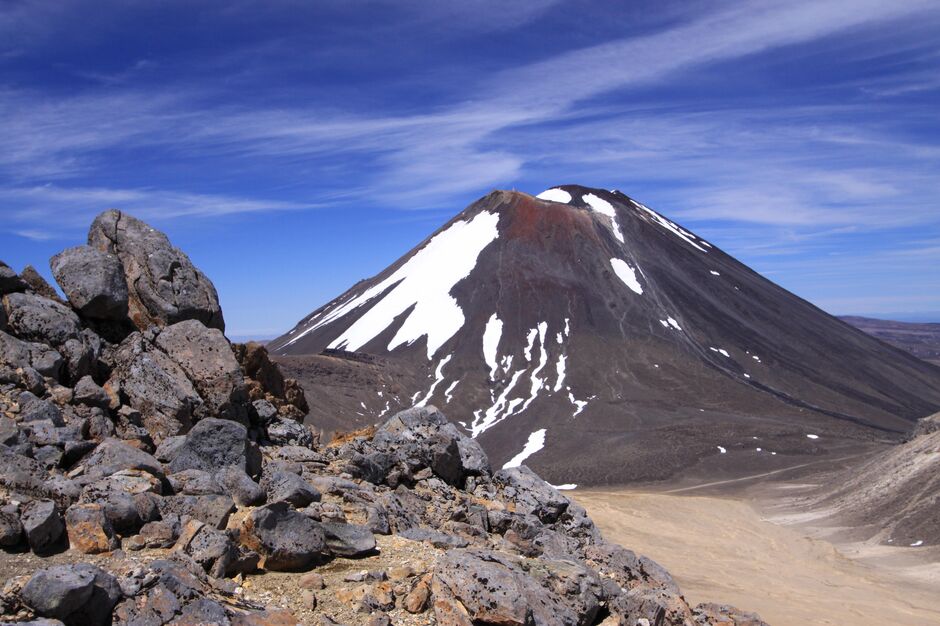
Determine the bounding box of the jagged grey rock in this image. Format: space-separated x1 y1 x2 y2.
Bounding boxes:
265 416 316 447
431 548 604 626
167 469 223 496
20 264 62 301
154 319 246 420
0 447 80 505
50 245 128 320
108 332 203 441
493 466 570 524
87 209 224 331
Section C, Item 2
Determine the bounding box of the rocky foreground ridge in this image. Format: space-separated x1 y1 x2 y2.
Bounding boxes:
0 211 765 625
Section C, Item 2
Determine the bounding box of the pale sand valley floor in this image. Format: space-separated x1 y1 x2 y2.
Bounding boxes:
574 489 940 626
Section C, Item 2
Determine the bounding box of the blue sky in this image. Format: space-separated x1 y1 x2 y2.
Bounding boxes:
1 0 939 338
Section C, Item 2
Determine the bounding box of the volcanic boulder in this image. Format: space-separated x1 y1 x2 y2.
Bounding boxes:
50 245 128 321
87 209 224 331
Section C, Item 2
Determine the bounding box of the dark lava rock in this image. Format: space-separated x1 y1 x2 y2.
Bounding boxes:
159 494 234 530
0 331 64 379
0 507 23 547
265 416 316 447
167 417 260 476
20 500 65 553
0 447 79 505
399 526 469 549
174 518 255 578
20 565 95 622
0 260 27 294
262 470 320 508
87 209 224 331
319 522 376 557
240 501 328 571
71 375 111 408
18 390 64 426
493 466 570 524
83 438 165 480
167 469 223 496
216 466 266 506
50 245 128 320
374 406 491 486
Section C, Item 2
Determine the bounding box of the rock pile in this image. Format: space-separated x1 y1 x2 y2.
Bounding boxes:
0 211 766 625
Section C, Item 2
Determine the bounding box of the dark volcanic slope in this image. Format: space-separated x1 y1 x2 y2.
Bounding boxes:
840 316 940 365
272 186 940 485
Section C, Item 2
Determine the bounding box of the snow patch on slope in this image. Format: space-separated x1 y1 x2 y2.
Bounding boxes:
584 193 624 243
482 313 503 380
554 354 567 392
502 429 546 469
536 188 572 203
471 369 527 437
416 354 452 407
611 258 643 295
281 211 500 359
632 201 707 253
519 322 549 413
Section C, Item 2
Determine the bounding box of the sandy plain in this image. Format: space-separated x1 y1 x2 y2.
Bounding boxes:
574 488 940 626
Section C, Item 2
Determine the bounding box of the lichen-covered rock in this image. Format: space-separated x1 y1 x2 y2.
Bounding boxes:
431 548 604 626
64 503 119 554
155 320 247 421
2 292 82 346
173 518 258 578
87 209 224 331
50 245 128 321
